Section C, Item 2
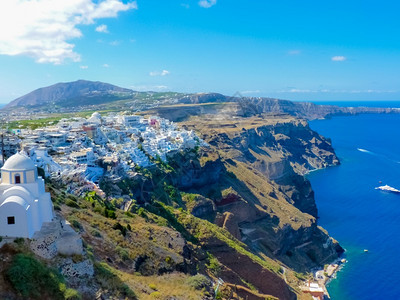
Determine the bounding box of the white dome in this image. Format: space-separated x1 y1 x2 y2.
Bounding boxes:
88 112 102 124
2 153 36 171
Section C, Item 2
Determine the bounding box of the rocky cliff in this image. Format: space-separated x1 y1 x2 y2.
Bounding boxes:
145 95 400 122
179 115 343 273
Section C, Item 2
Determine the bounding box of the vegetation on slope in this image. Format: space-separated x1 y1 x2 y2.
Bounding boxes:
0 240 80 300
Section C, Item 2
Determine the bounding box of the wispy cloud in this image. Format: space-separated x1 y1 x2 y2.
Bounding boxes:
181 3 190 9
102 63 110 68
288 50 301 55
95 24 109 33
80 65 88 69
0 0 137 64
241 90 261 94
130 85 169 91
149 70 170 76
109 40 121 46
331 56 347 61
198 0 217 8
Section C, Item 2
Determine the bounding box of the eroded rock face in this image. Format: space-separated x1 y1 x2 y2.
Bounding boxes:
177 115 343 272
31 216 83 259
199 118 338 217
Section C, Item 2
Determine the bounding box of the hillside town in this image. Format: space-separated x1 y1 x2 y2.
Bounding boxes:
1 112 204 197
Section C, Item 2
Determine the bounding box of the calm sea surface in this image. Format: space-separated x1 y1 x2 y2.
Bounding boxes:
307 102 400 300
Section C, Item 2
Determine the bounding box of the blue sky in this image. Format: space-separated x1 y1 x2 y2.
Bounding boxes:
0 0 399 103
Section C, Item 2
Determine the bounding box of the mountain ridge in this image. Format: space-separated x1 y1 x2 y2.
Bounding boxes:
5 80 134 108
5 80 400 122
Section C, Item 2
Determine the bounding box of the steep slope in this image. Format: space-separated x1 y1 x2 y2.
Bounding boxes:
180 115 343 272
5 80 133 108
0 113 343 299
95 114 344 298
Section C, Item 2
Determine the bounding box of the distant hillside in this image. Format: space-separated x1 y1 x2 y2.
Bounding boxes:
5 80 134 108
5 80 400 120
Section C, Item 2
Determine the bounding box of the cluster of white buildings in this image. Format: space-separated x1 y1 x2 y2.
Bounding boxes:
5 112 204 196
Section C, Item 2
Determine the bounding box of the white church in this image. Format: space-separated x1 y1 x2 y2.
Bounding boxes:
0 152 54 238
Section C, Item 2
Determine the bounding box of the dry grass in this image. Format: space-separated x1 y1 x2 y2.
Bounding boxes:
124 272 206 300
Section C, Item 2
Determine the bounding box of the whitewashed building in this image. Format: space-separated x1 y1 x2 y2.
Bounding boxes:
0 152 54 238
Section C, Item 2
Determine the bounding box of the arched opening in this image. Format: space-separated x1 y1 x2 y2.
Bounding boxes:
15 174 21 184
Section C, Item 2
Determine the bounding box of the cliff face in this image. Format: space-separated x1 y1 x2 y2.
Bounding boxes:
146 95 400 122
180 115 343 274
232 97 400 120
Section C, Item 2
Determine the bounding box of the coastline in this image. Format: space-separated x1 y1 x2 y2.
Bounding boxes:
301 256 346 299
303 159 344 299
319 257 347 298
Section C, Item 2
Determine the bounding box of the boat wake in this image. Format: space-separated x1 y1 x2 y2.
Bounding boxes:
357 148 400 164
357 148 373 154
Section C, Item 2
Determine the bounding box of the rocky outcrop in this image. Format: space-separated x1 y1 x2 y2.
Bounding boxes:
30 215 83 259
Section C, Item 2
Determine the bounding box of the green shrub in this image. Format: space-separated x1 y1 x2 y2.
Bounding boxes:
165 256 172 264
94 262 136 299
64 288 82 300
113 222 127 236
148 283 157 290
90 229 102 238
116 246 130 261
70 219 82 230
6 253 79 300
66 199 80 208
150 291 162 299
206 254 221 276
186 274 211 290
13 238 25 246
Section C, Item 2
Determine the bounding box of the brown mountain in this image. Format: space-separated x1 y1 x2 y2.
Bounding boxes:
5 80 133 108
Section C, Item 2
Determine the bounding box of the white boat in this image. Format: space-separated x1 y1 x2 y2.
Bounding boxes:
375 185 400 193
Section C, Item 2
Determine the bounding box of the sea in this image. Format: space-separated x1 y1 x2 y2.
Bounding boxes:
307 101 400 300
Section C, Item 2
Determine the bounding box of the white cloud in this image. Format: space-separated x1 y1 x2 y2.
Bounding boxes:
241 90 261 94
0 0 137 64
198 0 217 8
331 56 347 61
80 65 88 69
149 70 170 76
102 63 110 68
96 24 109 33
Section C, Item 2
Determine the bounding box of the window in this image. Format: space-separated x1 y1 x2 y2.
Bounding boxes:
15 174 21 184
7 216 15 225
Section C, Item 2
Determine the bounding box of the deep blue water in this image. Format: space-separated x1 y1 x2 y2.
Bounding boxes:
308 107 400 299
310 100 400 108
